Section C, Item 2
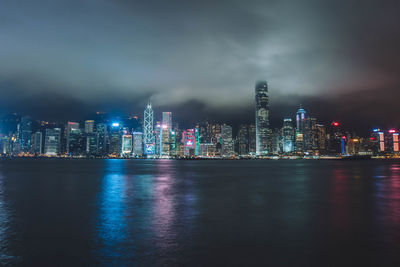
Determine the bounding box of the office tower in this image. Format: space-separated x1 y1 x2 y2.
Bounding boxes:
304 117 318 152
0 136 11 154
143 101 155 155
84 120 95 133
66 122 80 154
199 143 217 157
248 124 256 154
132 132 143 156
296 106 306 133
45 128 61 156
68 128 85 156
282 119 294 153
86 133 98 155
161 126 171 156
121 134 133 156
316 124 326 153
210 123 222 144
96 123 107 155
19 116 32 152
109 123 121 155
386 129 399 153
238 124 249 156
221 124 233 157
162 112 172 129
182 129 196 156
255 80 269 155
327 121 343 154
170 130 176 156
32 131 43 154
271 129 282 154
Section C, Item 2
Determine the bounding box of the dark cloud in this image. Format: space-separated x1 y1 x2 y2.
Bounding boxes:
0 0 399 132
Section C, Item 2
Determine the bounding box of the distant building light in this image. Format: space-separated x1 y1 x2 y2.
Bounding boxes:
331 121 340 127
111 122 120 127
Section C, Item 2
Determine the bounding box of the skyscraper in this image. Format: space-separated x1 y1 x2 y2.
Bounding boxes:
132 132 143 156
121 134 133 156
296 107 306 133
238 124 249 156
282 119 294 153
143 100 155 155
162 112 172 129
221 124 233 157
66 122 80 154
32 131 43 154
255 81 269 155
19 116 32 152
84 120 94 133
45 128 61 156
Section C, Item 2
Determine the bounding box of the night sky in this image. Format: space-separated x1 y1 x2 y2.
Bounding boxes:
1 0 399 132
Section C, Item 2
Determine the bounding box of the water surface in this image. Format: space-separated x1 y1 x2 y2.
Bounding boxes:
0 159 400 266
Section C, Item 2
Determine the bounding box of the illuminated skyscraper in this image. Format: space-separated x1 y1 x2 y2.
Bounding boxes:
121 134 133 156
45 128 61 156
143 100 155 155
132 132 143 156
66 122 80 154
221 124 233 157
109 122 122 155
162 112 172 129
19 116 32 152
255 81 269 155
32 131 43 154
238 124 249 156
296 106 306 133
96 123 107 155
282 119 294 153
84 120 94 133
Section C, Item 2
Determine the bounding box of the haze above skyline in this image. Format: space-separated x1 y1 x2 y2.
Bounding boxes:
0 0 399 131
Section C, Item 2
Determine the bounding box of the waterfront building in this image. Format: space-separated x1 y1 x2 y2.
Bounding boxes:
96 123 108 155
238 124 249 156
282 119 294 153
84 120 95 133
66 122 80 154
121 134 133 156
132 132 143 156
296 107 306 134
44 128 61 156
221 124 233 157
86 133 98 155
183 129 196 156
109 123 122 155
199 143 217 157
248 124 256 154
162 112 172 129
255 81 269 155
19 116 32 152
32 131 43 154
143 101 155 155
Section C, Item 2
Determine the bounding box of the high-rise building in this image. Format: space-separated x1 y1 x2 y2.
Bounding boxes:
19 116 32 152
84 120 95 133
162 112 172 129
221 124 233 157
109 123 121 155
121 134 133 156
248 124 256 154
96 123 107 155
31 131 43 154
66 122 80 154
255 81 269 155
132 132 143 156
238 124 249 156
282 119 294 153
86 133 98 155
183 129 196 156
296 107 306 134
45 128 61 156
144 101 155 155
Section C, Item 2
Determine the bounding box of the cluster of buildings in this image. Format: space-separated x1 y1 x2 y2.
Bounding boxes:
0 81 399 158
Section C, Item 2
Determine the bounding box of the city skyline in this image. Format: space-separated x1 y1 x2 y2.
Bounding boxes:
1 0 400 131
